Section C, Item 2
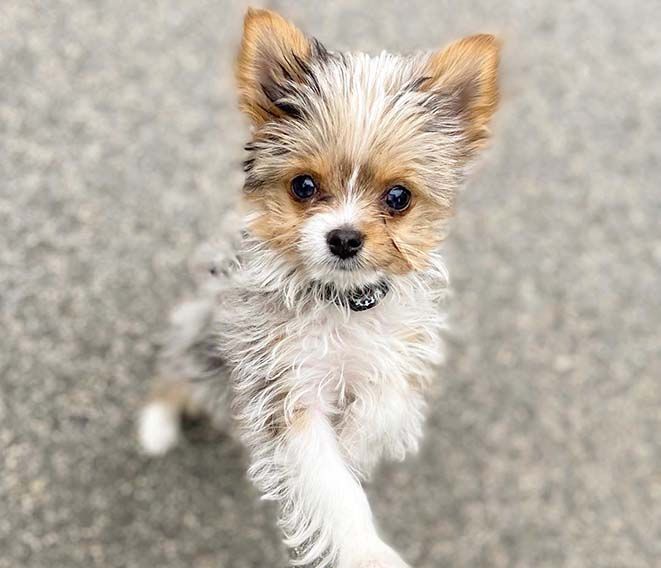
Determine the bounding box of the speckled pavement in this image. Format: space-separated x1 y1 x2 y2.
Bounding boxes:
2 1 660 567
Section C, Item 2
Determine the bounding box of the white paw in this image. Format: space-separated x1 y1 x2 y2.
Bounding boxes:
138 402 180 456
340 540 410 568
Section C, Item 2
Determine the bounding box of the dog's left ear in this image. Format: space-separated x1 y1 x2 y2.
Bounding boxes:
236 8 322 126
424 34 501 159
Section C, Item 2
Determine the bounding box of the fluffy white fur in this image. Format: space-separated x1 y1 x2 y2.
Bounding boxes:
140 233 447 567
140 8 499 567
139 402 180 456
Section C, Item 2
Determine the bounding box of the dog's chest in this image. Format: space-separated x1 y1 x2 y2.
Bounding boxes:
280 299 442 405
297 311 387 378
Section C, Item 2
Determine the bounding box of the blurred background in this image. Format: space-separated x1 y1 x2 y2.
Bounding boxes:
2 1 660 566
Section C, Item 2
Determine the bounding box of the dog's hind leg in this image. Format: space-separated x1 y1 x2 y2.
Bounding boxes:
138 378 194 456
138 298 229 455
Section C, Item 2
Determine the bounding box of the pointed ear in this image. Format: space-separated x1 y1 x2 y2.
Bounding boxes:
236 8 320 126
424 34 501 158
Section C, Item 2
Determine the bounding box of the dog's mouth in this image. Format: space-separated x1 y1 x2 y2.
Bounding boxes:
334 257 362 272
297 241 387 290
305 260 387 296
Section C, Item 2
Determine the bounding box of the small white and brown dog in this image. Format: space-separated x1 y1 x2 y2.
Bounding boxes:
139 8 500 567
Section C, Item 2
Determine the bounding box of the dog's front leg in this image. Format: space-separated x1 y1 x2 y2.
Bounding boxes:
264 407 409 568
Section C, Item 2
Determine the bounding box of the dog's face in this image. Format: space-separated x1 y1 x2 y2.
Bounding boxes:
237 9 499 289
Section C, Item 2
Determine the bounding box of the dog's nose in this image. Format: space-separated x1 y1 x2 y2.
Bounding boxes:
326 228 364 259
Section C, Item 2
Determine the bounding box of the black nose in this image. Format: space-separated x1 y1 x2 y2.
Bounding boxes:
326 228 364 259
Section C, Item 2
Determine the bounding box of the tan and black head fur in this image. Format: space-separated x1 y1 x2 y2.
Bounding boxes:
236 8 500 289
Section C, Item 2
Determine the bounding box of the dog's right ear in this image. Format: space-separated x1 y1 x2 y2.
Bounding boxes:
423 34 501 161
236 8 322 126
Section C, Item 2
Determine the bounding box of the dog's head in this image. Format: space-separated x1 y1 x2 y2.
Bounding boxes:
237 8 499 290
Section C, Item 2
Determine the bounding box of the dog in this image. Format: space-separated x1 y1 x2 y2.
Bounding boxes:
139 8 500 567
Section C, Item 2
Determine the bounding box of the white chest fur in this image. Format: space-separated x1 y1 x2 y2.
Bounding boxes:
222 287 445 475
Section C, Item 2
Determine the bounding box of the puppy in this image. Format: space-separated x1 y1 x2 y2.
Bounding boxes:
139 8 500 567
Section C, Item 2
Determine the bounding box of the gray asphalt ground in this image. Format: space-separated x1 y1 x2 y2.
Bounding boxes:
2 1 660 567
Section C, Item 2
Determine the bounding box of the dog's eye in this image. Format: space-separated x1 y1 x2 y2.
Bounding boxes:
291 175 317 201
383 185 411 212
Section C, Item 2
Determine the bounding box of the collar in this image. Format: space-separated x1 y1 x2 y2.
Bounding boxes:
322 280 390 312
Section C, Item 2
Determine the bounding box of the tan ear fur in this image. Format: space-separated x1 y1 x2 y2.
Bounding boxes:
426 34 501 154
236 8 312 125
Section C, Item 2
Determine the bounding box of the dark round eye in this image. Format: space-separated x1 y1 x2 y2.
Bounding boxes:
383 185 411 212
291 175 317 201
